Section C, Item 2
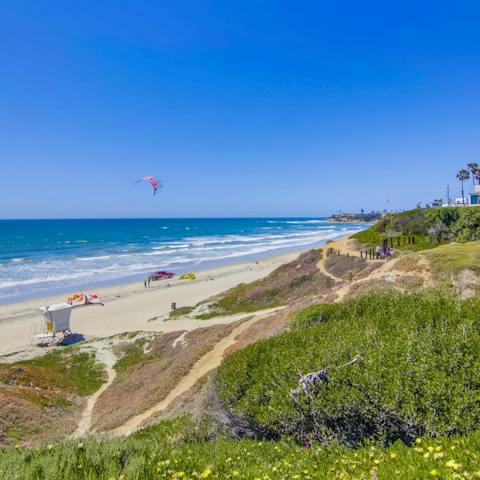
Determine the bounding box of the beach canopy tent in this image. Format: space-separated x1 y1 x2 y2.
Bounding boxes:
31 293 103 346
149 271 175 281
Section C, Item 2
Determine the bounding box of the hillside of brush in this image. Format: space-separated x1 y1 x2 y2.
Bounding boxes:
178 249 334 319
216 291 480 446
352 206 480 250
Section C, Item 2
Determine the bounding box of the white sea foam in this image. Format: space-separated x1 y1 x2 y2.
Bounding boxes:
0 221 364 301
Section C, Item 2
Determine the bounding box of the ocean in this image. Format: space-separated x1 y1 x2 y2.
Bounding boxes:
0 218 366 303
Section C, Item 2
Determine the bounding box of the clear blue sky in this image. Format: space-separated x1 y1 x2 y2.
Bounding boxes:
1 0 479 218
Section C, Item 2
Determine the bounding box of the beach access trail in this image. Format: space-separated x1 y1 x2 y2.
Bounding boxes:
110 308 282 436
0 252 299 358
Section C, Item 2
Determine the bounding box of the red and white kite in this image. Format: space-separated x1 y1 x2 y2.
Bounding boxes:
135 176 162 196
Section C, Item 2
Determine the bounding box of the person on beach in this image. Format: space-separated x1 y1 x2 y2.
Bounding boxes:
375 245 382 258
147 277 151 287
144 279 147 288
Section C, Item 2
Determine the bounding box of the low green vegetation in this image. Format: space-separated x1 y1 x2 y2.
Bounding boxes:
113 337 149 378
352 206 480 251
0 349 106 446
169 306 194 319
2 415 480 479
216 290 480 446
0 348 106 403
425 240 480 277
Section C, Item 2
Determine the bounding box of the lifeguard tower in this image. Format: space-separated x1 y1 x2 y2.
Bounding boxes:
31 293 103 346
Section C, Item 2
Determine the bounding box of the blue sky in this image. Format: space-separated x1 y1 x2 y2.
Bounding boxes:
0 0 479 218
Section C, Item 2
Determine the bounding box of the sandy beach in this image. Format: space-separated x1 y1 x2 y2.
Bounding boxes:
0 250 301 357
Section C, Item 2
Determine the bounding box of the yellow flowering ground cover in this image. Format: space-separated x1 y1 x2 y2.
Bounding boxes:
1 417 480 479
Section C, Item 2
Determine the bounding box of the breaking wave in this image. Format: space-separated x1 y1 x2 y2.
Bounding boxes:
0 218 366 301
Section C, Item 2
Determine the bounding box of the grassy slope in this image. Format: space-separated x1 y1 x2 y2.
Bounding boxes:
0 349 105 445
173 249 332 320
1 416 480 479
425 240 480 277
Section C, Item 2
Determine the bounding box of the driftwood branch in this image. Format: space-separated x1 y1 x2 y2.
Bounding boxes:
290 354 363 401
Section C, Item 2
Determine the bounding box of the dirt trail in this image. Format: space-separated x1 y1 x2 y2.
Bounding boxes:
316 237 364 288
332 253 433 302
316 236 428 303
333 258 394 302
317 255 343 283
71 341 117 438
317 237 363 283
111 310 278 436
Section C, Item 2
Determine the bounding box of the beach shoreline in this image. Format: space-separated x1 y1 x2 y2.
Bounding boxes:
0 236 344 306
0 218 365 305
0 248 308 357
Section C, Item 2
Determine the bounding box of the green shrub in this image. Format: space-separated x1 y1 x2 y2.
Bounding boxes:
216 291 480 446
453 208 480 242
291 303 339 329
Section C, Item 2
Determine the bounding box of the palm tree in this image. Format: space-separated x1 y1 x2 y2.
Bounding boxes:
457 169 470 205
475 167 480 186
468 163 479 187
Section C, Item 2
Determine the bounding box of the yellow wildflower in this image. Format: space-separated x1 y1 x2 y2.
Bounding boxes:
446 460 461 470
389 452 397 459
176 473 185 478
415 438 422 444
435 446 442 452
430 469 438 477
200 468 212 478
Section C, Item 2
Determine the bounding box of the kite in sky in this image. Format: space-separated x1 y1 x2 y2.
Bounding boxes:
135 176 162 196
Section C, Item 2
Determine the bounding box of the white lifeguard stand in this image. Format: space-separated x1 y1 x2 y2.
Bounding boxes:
31 293 103 346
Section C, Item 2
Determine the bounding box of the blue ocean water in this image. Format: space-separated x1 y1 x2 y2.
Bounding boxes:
0 218 366 303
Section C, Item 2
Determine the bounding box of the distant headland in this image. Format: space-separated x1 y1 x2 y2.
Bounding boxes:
328 211 383 223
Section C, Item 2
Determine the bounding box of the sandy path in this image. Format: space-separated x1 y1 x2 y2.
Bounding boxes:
317 255 343 283
71 341 118 438
317 237 362 284
111 309 279 436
